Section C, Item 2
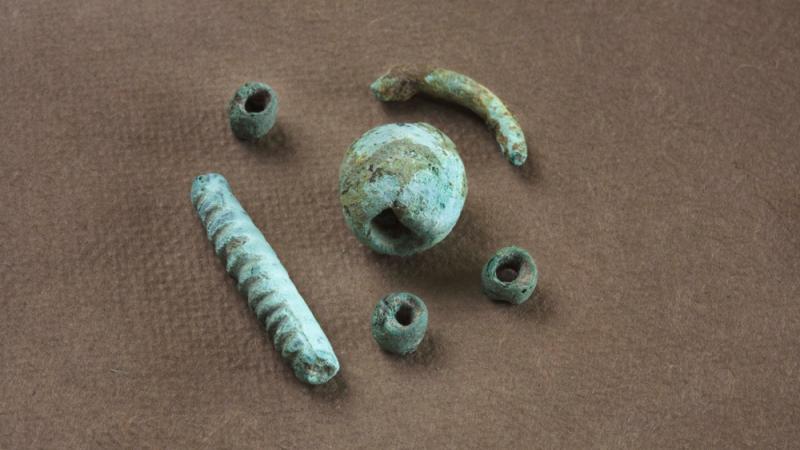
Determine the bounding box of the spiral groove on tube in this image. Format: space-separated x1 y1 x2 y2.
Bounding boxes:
191 173 339 385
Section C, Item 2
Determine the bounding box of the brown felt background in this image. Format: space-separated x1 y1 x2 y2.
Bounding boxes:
2 1 799 448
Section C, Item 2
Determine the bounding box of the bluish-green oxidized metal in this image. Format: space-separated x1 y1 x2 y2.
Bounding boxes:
481 246 538 304
371 292 429 355
228 82 279 142
191 173 339 385
339 123 467 256
370 66 527 167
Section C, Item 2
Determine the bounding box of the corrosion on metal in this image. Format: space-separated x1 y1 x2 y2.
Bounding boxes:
481 246 538 304
191 173 339 385
228 81 279 142
371 292 429 355
370 65 527 166
339 123 467 256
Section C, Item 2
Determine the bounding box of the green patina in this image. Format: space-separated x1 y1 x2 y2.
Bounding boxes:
370 66 528 167
340 139 440 223
339 123 467 256
191 173 339 385
481 246 538 305
371 292 429 355
228 81 279 142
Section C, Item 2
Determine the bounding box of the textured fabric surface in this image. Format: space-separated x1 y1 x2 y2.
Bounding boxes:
2 1 799 448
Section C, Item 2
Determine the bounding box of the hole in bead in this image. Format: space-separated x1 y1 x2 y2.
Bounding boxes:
395 303 414 326
496 259 521 282
371 208 412 240
244 90 270 113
